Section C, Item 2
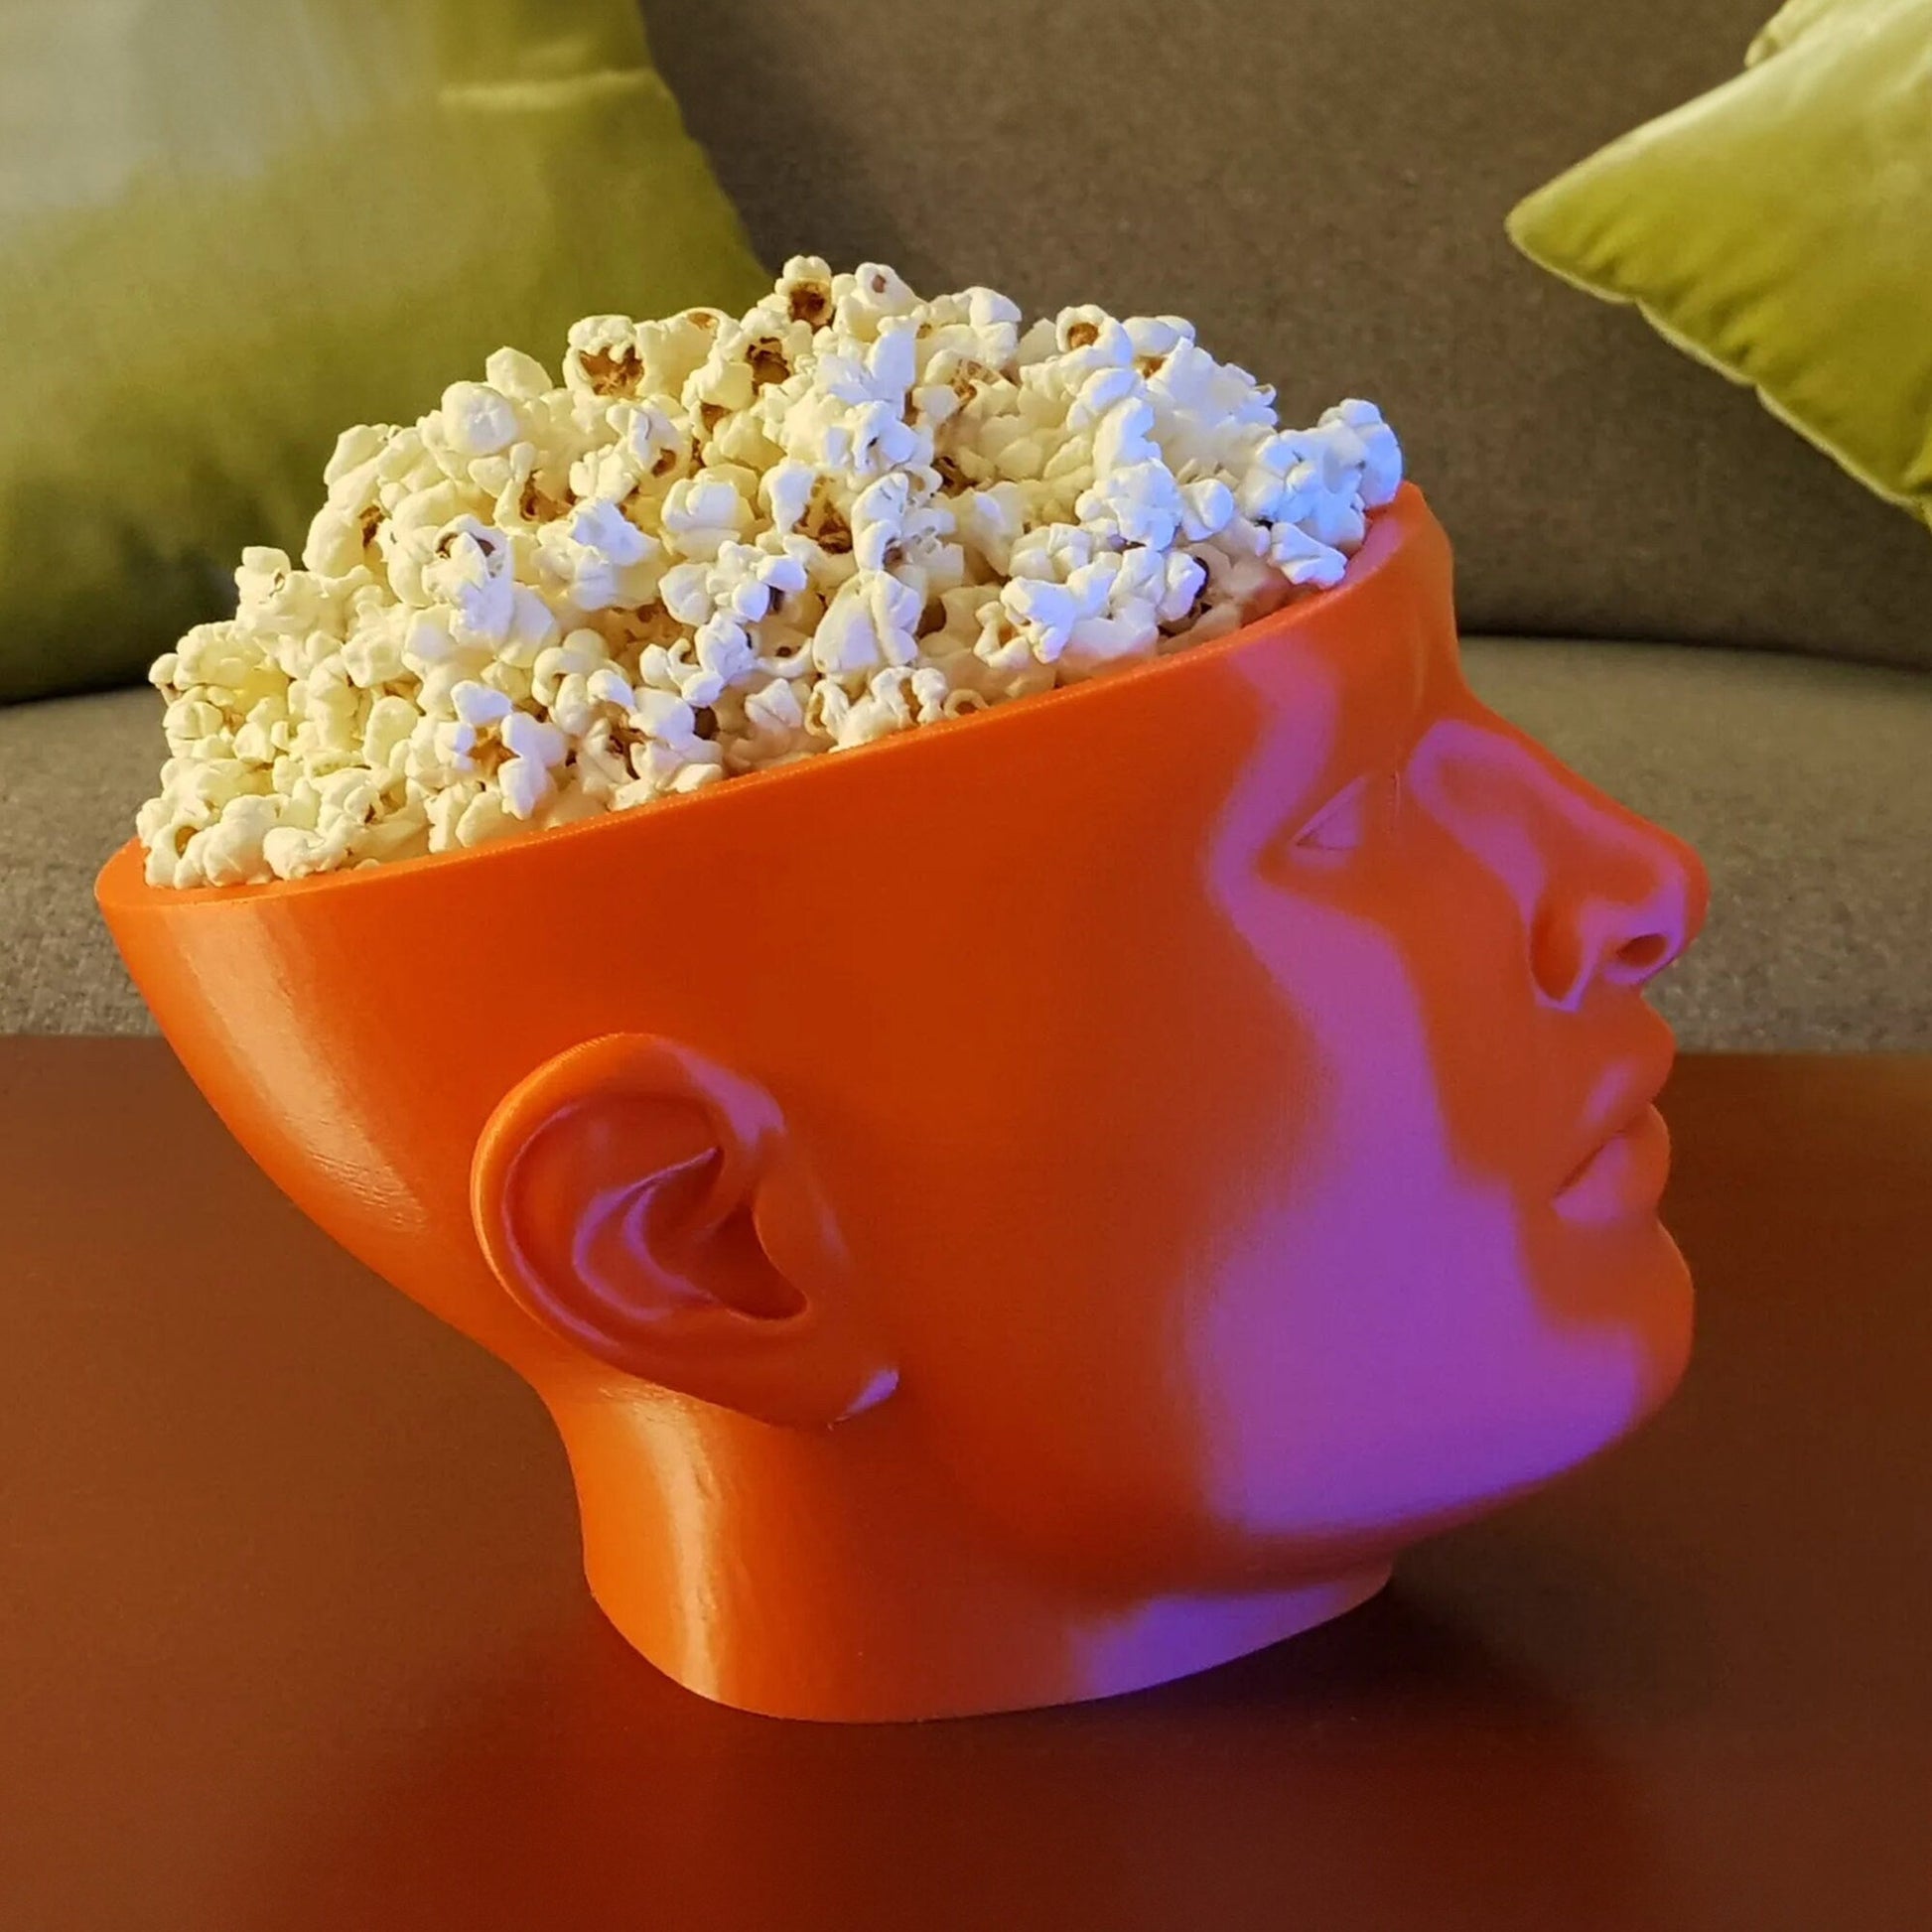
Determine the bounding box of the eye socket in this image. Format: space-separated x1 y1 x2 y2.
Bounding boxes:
1291 768 1404 855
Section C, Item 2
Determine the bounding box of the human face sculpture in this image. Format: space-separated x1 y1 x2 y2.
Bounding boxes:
100 486 1707 1720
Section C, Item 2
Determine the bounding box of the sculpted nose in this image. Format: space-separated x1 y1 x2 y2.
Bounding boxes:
1415 714 1709 1012
1528 812 1706 1011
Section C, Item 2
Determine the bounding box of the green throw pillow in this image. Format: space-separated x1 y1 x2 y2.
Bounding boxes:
0 0 767 703
1507 0 1932 538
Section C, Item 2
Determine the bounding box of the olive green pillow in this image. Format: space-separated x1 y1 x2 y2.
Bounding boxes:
1507 0 1932 539
0 0 768 704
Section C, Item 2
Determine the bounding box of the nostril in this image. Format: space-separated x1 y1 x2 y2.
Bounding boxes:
1614 932 1673 978
1533 912 1680 1008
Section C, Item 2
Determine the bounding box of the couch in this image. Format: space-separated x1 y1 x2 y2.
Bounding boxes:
5 0 1928 1046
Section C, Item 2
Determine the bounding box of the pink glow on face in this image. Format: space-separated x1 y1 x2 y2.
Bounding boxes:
1188 619 1705 1548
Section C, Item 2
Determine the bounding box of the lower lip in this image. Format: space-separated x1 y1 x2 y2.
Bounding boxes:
1554 1104 1671 1225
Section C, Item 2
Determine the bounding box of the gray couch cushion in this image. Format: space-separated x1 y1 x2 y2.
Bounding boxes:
2 686 160 1034
1461 639 1932 1049
5 650 1928 1045
640 0 1932 671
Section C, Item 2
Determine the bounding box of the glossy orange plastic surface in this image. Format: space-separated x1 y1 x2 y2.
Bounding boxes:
97 485 1709 1721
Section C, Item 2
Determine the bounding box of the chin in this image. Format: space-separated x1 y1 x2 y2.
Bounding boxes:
1538 1191 1695 1380
1514 1218 1696 1497
1429 1228 1697 1529
1201 1220 1698 1562
1622 1219 1696 1421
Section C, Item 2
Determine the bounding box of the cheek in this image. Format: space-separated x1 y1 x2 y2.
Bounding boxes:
836 915 1313 1590
898 1313 1228 1594
1188 887 1663 1549
862 1159 1227 1591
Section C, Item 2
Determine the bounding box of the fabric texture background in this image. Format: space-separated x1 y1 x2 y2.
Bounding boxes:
1509 0 1932 586
640 0 1932 671
0 0 768 702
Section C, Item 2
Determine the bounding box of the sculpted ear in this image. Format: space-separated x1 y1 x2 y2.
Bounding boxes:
470 1034 895 1429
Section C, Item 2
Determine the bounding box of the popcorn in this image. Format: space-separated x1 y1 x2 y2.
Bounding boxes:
450 680 511 731
812 569 922 675
834 262 922 342
362 693 420 771
563 315 646 399
437 382 518 459
1264 518 1351 590
1075 460 1182 550
138 261 1403 887
497 758 552 822
731 674 814 770
629 687 701 747
184 794 282 889
420 517 516 646
659 474 752 560
483 346 552 401
536 499 660 612
761 459 818 536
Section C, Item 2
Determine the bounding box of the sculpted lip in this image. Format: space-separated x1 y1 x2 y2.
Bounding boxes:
1554 1049 1675 1222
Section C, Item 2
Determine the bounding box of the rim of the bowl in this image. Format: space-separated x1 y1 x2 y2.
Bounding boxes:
98 483 1427 912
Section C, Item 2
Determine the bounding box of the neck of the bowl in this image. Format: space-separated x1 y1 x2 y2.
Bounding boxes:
549 1390 1388 1722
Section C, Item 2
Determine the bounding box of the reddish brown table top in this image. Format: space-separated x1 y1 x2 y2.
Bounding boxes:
3 1040 1929 1931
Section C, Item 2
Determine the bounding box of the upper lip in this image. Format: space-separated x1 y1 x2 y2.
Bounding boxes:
1555 1028 1676 1195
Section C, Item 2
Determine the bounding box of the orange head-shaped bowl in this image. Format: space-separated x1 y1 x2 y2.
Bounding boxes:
98 485 1708 1720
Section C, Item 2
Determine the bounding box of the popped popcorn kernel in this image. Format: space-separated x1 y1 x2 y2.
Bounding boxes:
138 268 1403 886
